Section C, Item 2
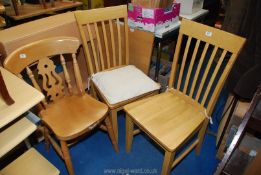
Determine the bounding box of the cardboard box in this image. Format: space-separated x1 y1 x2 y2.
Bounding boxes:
128 3 180 33
177 0 203 14
131 0 173 8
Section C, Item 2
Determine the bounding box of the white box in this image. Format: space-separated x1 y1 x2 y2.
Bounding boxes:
177 0 204 14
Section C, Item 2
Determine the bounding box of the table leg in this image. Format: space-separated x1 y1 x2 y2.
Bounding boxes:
24 138 32 149
155 41 162 82
88 0 92 9
10 0 19 16
50 0 55 7
40 0 47 9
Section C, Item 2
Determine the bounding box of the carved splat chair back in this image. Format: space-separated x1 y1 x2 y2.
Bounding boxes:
168 19 246 116
4 36 83 106
74 5 129 75
4 37 121 175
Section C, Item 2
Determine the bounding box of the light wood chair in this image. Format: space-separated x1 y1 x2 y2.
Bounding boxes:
124 19 246 175
4 36 119 175
74 5 160 143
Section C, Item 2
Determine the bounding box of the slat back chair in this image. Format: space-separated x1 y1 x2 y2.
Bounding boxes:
4 36 119 175
124 19 246 175
75 5 129 75
169 18 246 117
75 5 160 143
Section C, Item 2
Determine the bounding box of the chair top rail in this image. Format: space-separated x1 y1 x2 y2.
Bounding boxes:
4 36 80 75
75 5 127 24
180 18 245 54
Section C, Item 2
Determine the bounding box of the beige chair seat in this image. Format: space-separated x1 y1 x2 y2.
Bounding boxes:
124 91 206 151
1 148 59 175
41 94 108 140
92 65 160 105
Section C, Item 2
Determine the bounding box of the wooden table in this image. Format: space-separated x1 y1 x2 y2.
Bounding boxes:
0 67 44 157
5 1 82 21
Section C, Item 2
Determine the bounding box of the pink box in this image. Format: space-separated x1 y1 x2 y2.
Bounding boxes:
128 3 180 32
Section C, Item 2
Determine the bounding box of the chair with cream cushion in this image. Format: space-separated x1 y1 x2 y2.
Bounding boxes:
124 19 246 175
74 5 160 143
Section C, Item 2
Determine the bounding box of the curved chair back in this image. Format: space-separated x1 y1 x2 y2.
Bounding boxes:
4 36 83 105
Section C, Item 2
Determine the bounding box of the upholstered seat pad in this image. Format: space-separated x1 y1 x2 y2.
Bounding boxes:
92 65 160 105
124 91 206 151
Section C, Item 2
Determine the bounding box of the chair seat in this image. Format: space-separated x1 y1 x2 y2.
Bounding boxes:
92 65 160 105
124 91 206 151
40 94 108 140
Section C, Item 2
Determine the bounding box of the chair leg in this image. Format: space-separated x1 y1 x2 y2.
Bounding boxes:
126 114 134 153
43 126 50 151
161 150 175 175
110 109 118 144
196 118 209 155
60 141 75 175
90 82 98 99
104 116 119 153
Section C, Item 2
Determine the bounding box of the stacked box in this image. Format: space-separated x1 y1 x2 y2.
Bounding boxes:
176 0 204 14
128 3 180 33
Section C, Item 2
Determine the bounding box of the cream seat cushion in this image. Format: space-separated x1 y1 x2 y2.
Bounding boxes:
92 65 160 105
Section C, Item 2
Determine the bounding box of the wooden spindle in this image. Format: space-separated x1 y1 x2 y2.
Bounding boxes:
94 22 105 70
101 21 111 68
109 19 116 66
201 49 227 105
189 43 209 98
183 39 201 95
79 25 94 75
195 46 218 102
26 66 47 106
116 18 122 65
72 53 84 95
206 53 237 114
177 36 192 91
168 33 183 88
87 23 100 72
124 17 129 64
60 54 73 95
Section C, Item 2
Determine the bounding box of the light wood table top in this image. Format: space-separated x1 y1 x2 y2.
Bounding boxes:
0 67 44 128
1 148 60 175
0 117 37 157
5 1 82 21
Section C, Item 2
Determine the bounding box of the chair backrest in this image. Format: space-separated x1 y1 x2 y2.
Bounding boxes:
168 19 246 115
4 36 83 106
74 5 129 75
